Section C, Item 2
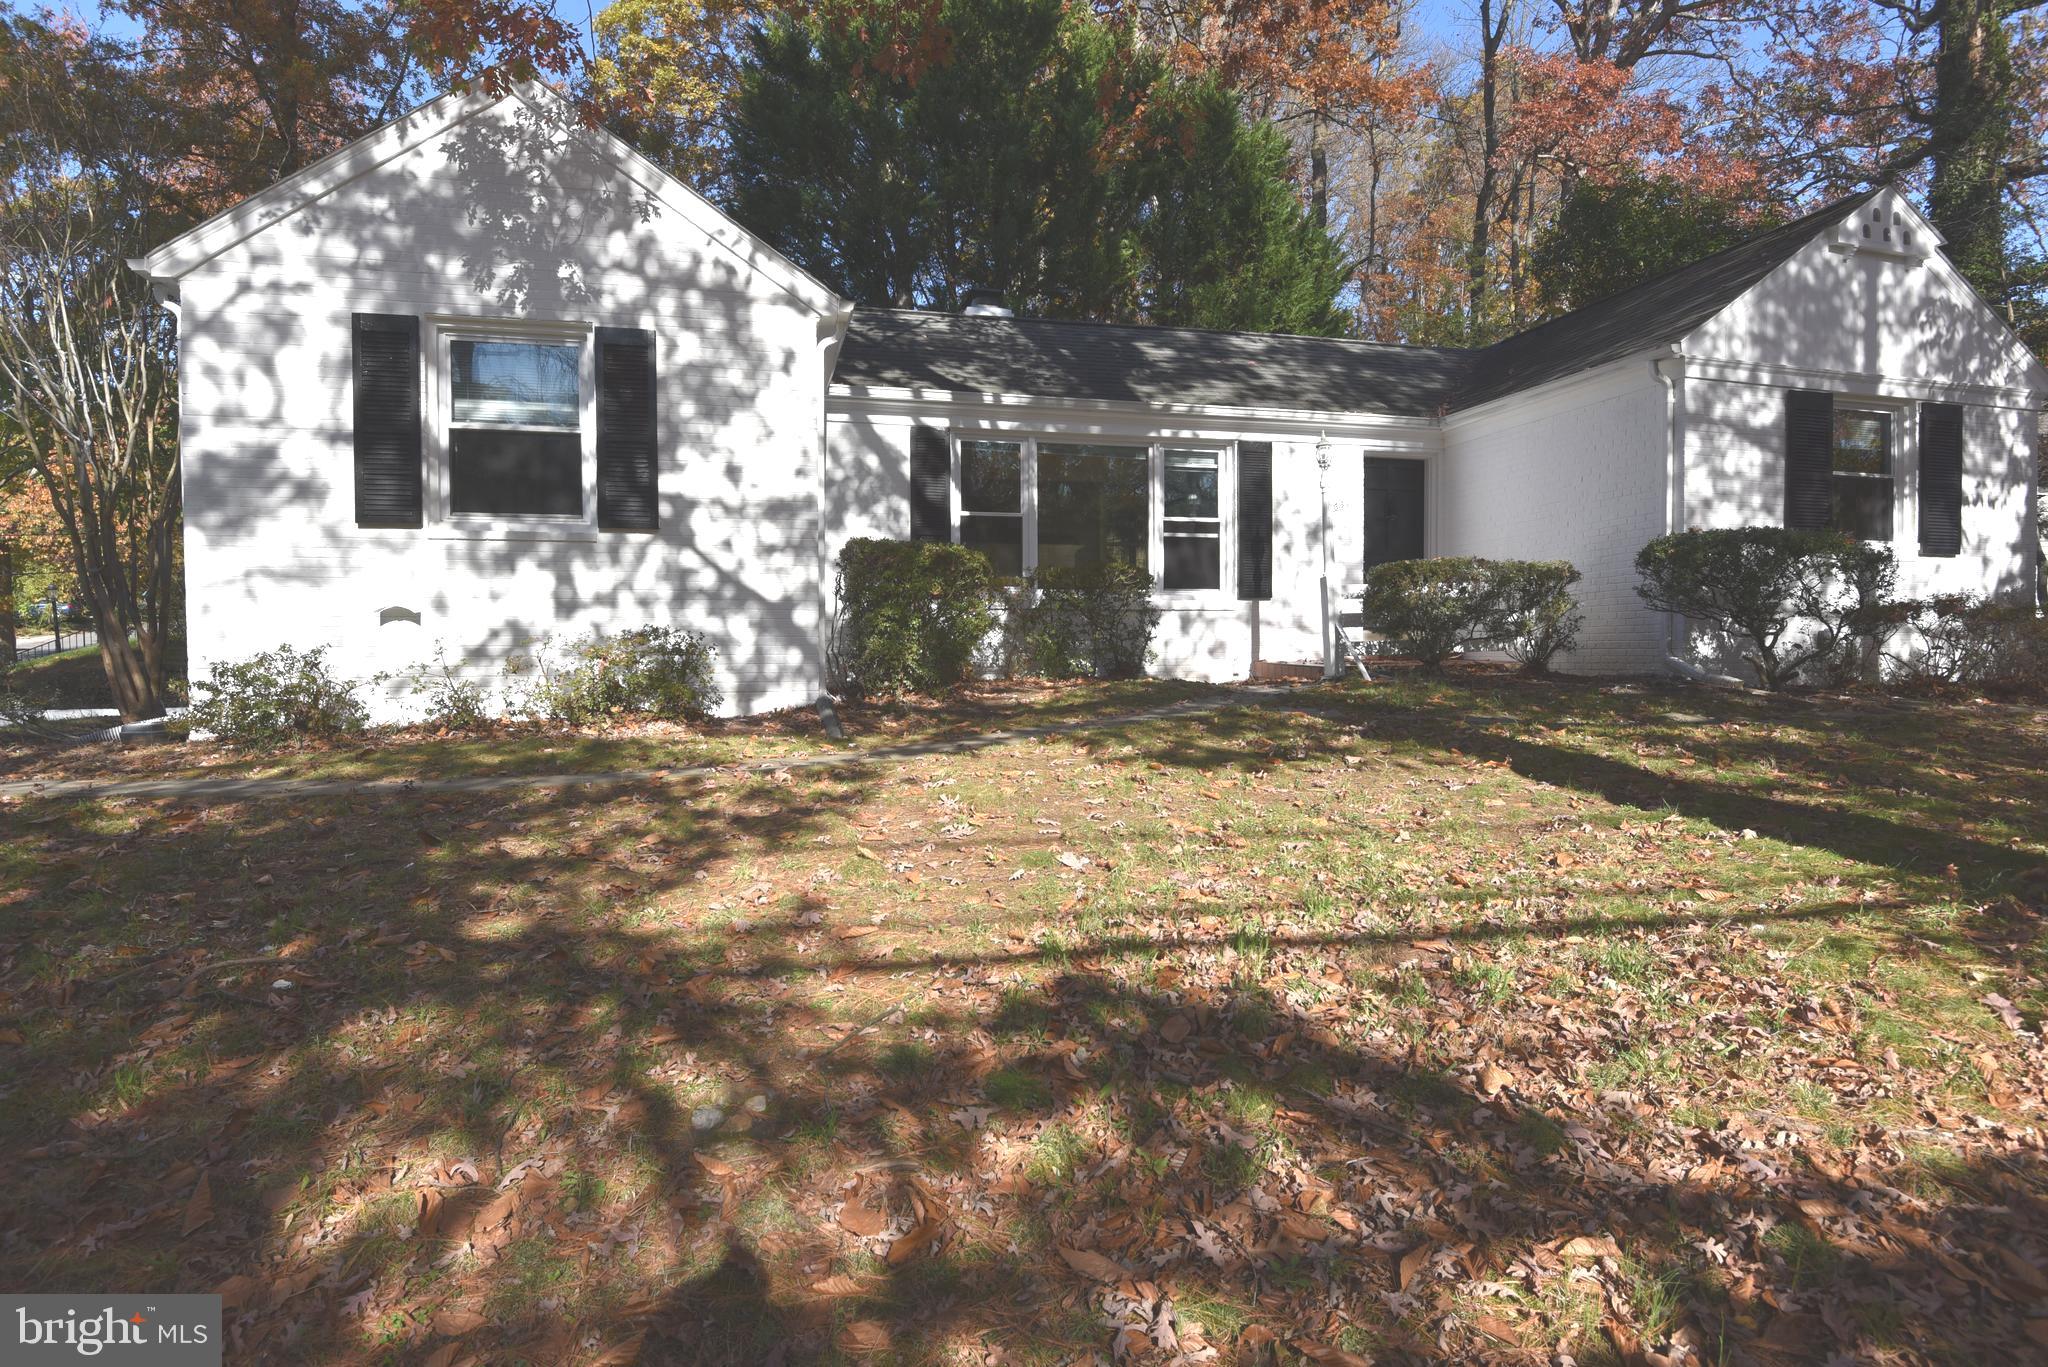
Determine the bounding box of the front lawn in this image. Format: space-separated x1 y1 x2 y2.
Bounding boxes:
2 668 2044 1364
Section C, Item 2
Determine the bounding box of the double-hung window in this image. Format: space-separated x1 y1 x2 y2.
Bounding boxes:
1161 449 1222 590
951 435 1230 595
441 330 591 524
959 439 1025 576
1831 407 1895 542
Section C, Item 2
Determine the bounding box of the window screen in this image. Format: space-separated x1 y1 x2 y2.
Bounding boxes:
1162 449 1221 589
958 439 1024 577
448 338 583 517
1831 409 1894 542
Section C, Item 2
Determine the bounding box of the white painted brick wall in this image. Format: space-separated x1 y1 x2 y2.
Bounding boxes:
177 96 832 721
1437 370 1671 673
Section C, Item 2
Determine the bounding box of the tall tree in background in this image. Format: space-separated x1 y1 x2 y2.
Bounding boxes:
1530 171 1779 309
1912 0 2046 345
587 0 763 196
114 0 585 211
727 0 1352 332
1722 0 2048 348
1106 0 1431 228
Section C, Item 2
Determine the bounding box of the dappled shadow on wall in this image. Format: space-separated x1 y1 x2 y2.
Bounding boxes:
179 93 821 715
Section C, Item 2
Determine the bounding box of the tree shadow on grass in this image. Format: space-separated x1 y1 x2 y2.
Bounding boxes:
2 680 2045 1362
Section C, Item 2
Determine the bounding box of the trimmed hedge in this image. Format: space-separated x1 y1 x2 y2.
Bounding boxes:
1008 562 1162 679
833 539 999 696
1487 559 1585 673
1360 556 1587 672
1635 528 1895 690
1359 557 1499 668
1895 594 2048 695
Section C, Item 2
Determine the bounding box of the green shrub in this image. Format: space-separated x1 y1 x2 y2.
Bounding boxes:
1486 559 1585 673
833 539 999 696
190 645 367 745
1009 562 1162 679
1360 557 1499 668
407 644 492 730
527 626 721 723
1634 528 1896 690
1895 595 2048 695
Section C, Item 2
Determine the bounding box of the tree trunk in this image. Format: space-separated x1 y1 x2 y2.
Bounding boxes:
1467 0 1511 339
1308 116 1328 231
0 544 14 667
1927 0 2016 307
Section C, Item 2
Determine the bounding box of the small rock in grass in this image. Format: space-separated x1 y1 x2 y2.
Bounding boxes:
691 1106 725 1132
745 1094 770 1115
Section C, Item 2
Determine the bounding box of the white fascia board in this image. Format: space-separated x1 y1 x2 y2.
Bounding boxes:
1674 355 2048 409
133 84 495 281
1439 354 1662 433
828 383 1442 448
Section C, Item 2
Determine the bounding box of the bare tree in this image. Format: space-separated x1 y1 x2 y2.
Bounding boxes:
0 17 181 718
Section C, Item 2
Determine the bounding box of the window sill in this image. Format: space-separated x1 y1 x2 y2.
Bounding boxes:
1154 592 1241 612
428 519 603 543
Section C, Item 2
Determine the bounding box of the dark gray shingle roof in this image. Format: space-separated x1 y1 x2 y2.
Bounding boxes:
831 311 1471 418
831 191 1880 417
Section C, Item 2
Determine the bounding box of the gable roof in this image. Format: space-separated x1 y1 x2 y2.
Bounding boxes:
131 82 846 318
833 190 1894 416
1456 188 1882 408
832 310 1471 418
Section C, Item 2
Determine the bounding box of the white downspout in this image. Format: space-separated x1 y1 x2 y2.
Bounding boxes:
1316 431 1336 679
814 308 853 700
1651 349 1723 681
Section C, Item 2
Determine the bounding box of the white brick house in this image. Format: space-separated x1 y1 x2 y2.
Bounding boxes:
132 84 2048 717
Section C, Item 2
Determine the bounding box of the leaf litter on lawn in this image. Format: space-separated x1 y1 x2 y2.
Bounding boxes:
2 668 2046 1363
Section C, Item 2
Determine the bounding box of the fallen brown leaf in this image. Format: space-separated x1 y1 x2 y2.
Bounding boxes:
181 1171 214 1237
838 1199 888 1237
837 1320 891 1354
1058 1244 1127 1282
432 1307 487 1337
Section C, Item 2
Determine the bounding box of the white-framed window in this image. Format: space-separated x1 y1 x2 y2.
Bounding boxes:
950 433 1234 598
1831 404 1898 542
428 320 596 535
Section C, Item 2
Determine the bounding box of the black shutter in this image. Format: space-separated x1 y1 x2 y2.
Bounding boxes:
1362 457 1425 569
1918 401 1963 557
596 327 658 531
1784 388 1833 530
352 313 421 527
909 425 950 542
1237 441 1273 601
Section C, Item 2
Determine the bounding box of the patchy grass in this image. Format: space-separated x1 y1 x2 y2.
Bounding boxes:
1 665 2045 1364
2 637 187 711
0 676 1212 783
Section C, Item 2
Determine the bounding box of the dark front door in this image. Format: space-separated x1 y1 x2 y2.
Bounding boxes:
1363 458 1425 571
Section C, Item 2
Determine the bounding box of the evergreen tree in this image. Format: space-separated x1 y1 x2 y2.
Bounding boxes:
725 0 1350 334
1530 172 1777 312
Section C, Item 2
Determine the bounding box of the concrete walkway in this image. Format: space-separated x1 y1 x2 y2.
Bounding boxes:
0 688 1302 805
